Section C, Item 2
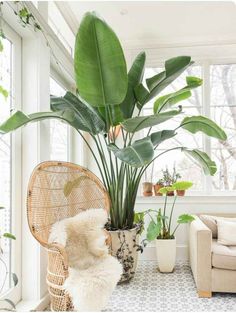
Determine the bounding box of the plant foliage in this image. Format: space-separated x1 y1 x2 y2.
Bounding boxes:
0 12 227 230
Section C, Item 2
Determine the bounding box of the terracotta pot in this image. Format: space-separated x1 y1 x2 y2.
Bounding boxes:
142 182 153 197
155 238 176 273
166 185 174 196
153 184 163 196
109 226 140 283
176 190 185 196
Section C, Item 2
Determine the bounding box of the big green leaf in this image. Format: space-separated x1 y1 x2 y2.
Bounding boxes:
51 92 105 134
177 214 195 224
183 148 217 175
122 109 181 133
0 110 83 135
120 52 146 118
108 137 154 168
172 181 193 191
135 56 193 106
98 105 124 128
74 12 128 107
147 220 161 241
153 76 203 113
180 116 227 141
150 130 176 146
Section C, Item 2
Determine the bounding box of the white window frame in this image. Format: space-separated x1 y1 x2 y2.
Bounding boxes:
138 54 236 196
0 23 22 304
49 73 72 162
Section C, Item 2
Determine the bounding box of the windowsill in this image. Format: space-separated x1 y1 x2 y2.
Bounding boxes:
136 194 236 204
16 293 50 312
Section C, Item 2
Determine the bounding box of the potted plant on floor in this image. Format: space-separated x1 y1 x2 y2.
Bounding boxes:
0 12 227 282
146 183 194 273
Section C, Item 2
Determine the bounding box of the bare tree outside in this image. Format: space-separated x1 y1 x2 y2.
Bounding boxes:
143 64 236 192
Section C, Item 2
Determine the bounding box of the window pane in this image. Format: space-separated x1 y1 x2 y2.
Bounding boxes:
144 149 203 191
142 65 203 190
211 149 236 191
48 2 75 56
50 78 69 161
0 38 12 294
210 64 236 190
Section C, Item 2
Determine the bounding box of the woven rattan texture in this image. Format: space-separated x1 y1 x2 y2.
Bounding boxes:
27 161 110 311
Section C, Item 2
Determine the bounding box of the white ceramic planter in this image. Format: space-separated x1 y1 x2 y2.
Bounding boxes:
109 226 140 282
155 238 176 273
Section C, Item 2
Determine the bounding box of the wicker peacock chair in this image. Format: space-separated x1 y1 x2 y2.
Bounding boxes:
27 161 110 311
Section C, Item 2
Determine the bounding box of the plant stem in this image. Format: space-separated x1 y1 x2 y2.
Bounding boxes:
168 195 177 233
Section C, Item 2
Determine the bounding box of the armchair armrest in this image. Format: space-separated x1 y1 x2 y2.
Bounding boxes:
189 216 212 296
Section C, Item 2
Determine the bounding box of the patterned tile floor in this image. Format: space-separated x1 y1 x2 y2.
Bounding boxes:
105 261 236 312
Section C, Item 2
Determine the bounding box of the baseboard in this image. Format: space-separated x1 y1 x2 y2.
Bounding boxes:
16 292 50 311
140 244 189 261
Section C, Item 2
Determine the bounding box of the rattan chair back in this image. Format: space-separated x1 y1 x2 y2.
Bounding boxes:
27 161 110 311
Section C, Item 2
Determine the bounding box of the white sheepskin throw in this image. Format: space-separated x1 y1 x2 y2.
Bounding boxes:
49 208 122 312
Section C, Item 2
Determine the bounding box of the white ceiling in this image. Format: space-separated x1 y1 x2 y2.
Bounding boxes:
64 1 236 48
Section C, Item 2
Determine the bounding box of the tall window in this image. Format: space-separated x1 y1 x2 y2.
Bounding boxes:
0 36 12 296
143 63 236 193
0 27 21 301
50 78 70 161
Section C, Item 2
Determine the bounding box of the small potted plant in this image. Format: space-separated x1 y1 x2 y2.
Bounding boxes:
172 181 193 196
142 182 153 197
153 179 164 196
146 183 194 273
161 166 181 196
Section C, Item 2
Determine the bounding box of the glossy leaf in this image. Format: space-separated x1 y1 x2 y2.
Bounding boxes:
172 181 193 191
122 109 181 133
183 148 217 176
136 56 194 106
3 233 16 240
150 130 176 146
0 110 78 135
108 137 154 168
153 76 203 113
147 220 161 241
120 52 146 118
180 116 227 141
159 186 175 194
98 105 124 127
51 92 105 134
74 12 128 107
177 214 195 224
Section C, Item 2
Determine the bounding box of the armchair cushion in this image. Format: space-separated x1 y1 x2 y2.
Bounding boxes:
217 219 236 246
212 239 236 270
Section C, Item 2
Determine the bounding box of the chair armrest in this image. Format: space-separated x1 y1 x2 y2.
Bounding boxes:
189 216 212 293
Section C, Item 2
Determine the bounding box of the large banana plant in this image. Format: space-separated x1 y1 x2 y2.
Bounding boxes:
0 12 227 230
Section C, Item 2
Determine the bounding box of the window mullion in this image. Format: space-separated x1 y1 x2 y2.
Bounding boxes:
202 61 212 194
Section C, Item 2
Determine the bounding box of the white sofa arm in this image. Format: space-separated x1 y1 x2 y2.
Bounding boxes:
189 216 212 297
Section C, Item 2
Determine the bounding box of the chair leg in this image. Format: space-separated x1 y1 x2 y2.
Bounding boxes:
198 290 212 298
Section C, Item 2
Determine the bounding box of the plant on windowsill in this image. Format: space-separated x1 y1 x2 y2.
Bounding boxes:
146 182 194 273
161 166 181 196
0 12 227 282
153 178 164 196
